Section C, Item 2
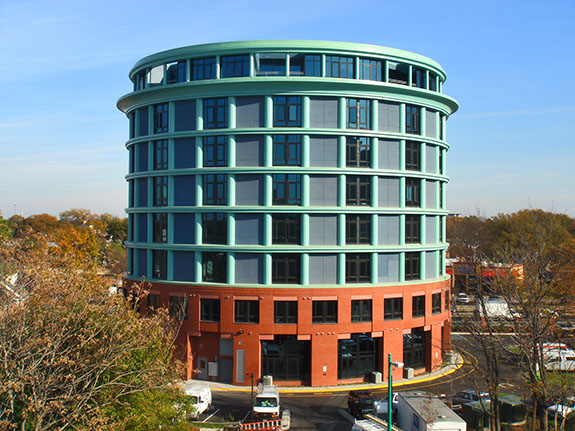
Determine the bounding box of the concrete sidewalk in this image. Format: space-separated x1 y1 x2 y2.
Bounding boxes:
187 352 463 394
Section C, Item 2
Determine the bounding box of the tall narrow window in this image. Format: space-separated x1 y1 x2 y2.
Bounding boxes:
202 213 227 244
201 298 220 322
272 214 300 244
203 136 228 166
406 105 421 134
346 137 371 167
169 296 188 320
346 253 371 283
412 295 425 317
153 176 168 206
273 135 301 165
405 252 421 281
153 213 168 243
346 99 371 129
273 96 302 127
412 67 426 89
203 98 228 129
272 174 301 205
429 73 438 92
405 141 421 171
326 56 354 78
203 174 227 205
346 215 371 244
406 178 420 207
313 300 338 323
346 176 371 206
203 251 227 282
405 215 420 244
384 297 403 320
432 293 441 314
154 103 169 133
148 293 161 312
154 140 168 170
192 57 216 80
359 59 382 81
166 61 186 84
221 55 250 78
152 249 167 279
272 254 301 284
351 299 372 322
274 301 298 324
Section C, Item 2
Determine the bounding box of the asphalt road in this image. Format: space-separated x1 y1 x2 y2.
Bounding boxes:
199 333 522 430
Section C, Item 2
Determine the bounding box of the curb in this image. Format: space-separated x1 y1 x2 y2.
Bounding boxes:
206 353 464 394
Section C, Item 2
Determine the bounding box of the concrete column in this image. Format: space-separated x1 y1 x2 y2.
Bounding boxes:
399 214 405 246
371 99 378 131
195 212 202 245
228 213 236 246
195 251 202 282
196 99 204 130
302 135 310 168
371 175 378 208
302 96 310 129
228 253 235 284
371 137 378 170
338 174 346 207
265 96 273 128
302 213 310 247
338 97 346 129
371 252 377 283
371 214 378 246
302 174 310 207
337 214 346 247
263 213 272 246
264 174 273 207
399 252 405 282
301 253 309 285
399 103 406 134
264 253 272 285
229 96 236 129
264 135 273 167
419 251 426 281
337 253 346 285
228 174 236 206
229 136 236 167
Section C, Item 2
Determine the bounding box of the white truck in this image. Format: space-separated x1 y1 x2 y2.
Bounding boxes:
183 383 212 420
475 297 520 320
540 343 575 372
253 383 281 420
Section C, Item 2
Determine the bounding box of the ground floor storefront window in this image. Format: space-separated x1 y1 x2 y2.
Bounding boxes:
403 328 426 369
261 335 310 381
338 333 379 379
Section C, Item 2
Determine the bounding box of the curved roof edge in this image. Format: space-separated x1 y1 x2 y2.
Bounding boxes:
131 40 447 78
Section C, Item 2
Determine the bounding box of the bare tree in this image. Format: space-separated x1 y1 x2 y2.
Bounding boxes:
0 237 191 430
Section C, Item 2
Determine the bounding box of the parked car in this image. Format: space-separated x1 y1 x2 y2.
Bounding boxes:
445 390 490 411
348 390 377 418
375 392 399 415
547 397 575 419
455 293 470 304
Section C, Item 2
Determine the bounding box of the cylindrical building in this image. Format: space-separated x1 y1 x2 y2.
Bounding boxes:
117 40 458 387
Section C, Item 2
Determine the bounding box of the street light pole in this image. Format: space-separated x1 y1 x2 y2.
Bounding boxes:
388 354 404 431
388 353 393 431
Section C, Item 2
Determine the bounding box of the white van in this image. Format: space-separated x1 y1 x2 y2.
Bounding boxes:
253 383 281 420
184 383 212 419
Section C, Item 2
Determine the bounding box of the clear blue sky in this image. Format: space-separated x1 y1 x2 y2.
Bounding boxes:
1 0 574 218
